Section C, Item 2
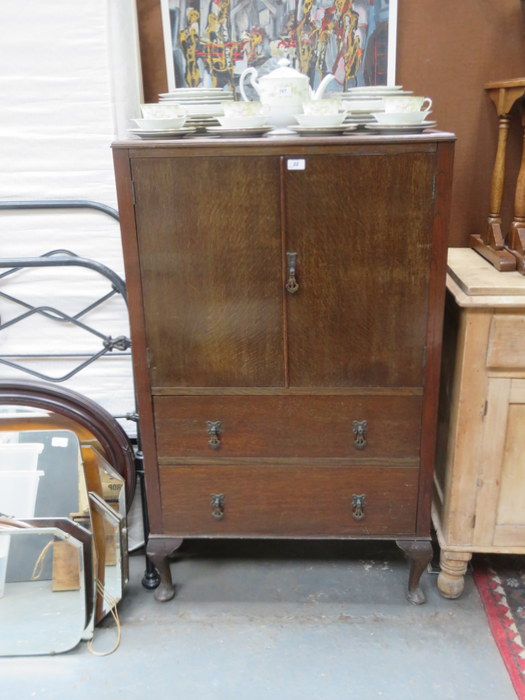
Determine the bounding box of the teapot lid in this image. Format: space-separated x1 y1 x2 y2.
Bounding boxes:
260 57 308 82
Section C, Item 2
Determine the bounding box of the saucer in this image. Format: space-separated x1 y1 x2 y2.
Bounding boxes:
364 121 437 134
288 124 359 136
128 127 196 139
206 125 274 138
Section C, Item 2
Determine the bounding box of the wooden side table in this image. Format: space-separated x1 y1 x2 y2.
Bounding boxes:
433 248 525 598
470 77 525 272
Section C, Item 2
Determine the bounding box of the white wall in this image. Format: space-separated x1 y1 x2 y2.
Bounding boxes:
0 0 142 435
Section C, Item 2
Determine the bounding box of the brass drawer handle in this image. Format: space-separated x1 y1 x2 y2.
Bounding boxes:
352 419 368 449
352 494 366 520
210 493 225 520
206 420 222 449
285 252 299 294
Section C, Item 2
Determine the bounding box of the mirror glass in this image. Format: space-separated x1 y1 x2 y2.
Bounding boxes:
0 527 86 655
0 410 127 654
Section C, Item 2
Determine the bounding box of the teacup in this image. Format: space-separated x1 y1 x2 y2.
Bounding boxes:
302 98 341 115
295 112 347 127
221 101 268 117
133 116 186 130
342 97 384 113
218 115 268 129
382 96 432 113
140 103 187 119
373 110 431 125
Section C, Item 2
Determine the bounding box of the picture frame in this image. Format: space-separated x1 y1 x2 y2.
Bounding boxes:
160 0 398 93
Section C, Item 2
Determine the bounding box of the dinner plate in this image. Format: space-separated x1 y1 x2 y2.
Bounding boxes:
344 114 376 122
345 86 407 93
159 88 230 96
364 121 437 134
287 124 359 136
159 96 232 103
206 125 274 138
128 127 196 139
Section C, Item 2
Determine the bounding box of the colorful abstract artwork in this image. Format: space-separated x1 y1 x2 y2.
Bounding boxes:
160 0 397 93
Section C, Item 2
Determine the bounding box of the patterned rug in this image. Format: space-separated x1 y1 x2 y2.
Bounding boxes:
473 555 525 699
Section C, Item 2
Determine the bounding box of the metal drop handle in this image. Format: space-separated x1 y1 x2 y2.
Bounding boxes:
352 494 366 520
352 420 368 449
210 494 225 520
285 252 299 294
206 420 222 449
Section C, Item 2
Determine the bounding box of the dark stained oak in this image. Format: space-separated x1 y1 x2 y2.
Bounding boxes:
112 134 455 602
153 394 422 460
284 152 435 388
131 155 284 388
159 465 419 537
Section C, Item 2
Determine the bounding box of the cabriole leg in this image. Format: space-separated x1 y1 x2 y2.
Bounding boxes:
396 539 433 605
146 535 183 602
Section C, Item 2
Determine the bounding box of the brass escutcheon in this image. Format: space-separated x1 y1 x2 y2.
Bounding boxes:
285 252 299 294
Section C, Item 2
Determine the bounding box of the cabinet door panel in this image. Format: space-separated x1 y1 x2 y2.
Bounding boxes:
132 156 284 387
284 152 435 387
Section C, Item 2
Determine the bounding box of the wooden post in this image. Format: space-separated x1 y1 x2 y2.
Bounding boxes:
470 78 525 271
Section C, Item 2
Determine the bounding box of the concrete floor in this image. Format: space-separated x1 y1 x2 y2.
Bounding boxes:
0 539 517 700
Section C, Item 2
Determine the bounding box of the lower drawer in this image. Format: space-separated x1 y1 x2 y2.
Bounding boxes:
159 464 419 537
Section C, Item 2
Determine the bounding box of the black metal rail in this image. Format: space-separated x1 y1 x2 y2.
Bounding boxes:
0 199 159 588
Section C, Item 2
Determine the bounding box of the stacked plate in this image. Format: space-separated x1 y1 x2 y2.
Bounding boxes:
158 87 234 131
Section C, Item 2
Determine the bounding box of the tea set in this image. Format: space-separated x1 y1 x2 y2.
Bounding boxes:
129 58 436 139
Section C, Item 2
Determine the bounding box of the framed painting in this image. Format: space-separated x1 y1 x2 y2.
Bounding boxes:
160 0 398 93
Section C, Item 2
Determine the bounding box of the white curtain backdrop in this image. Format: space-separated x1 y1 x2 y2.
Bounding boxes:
0 0 143 436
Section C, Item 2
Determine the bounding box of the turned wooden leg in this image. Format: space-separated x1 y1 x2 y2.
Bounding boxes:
507 102 525 273
437 550 472 599
470 108 516 270
146 535 183 602
485 113 511 250
396 539 433 605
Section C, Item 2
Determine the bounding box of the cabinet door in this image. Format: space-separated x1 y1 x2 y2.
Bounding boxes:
131 156 284 387
284 152 436 387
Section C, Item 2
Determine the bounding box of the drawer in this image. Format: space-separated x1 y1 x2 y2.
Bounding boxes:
154 395 422 460
159 464 419 537
487 314 525 370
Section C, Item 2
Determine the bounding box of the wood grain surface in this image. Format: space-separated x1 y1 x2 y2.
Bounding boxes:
159 464 419 537
154 394 422 459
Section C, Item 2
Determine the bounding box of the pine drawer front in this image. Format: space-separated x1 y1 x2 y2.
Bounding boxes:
159 465 419 537
486 314 525 370
153 395 422 460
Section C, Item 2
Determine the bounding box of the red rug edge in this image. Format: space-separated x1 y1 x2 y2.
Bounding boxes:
473 561 524 699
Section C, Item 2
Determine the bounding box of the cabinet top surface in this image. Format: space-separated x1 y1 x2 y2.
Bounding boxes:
447 248 525 307
112 131 455 154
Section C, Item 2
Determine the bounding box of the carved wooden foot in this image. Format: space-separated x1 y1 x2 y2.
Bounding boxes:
470 233 517 271
396 539 433 605
437 550 472 599
146 535 183 602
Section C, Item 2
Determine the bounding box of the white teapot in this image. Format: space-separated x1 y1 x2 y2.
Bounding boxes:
239 58 336 128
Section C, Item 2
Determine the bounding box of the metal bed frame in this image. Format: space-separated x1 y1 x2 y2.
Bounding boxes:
0 199 159 589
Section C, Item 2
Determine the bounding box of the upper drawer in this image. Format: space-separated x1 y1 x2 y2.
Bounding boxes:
154 394 422 460
487 314 525 370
